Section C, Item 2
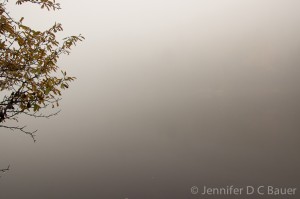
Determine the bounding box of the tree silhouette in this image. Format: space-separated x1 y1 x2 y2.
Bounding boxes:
0 0 84 143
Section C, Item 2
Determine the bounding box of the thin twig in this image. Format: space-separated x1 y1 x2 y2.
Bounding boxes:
0 125 37 142
0 165 10 173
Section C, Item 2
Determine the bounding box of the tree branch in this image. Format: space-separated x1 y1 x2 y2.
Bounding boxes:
0 125 37 142
0 165 10 173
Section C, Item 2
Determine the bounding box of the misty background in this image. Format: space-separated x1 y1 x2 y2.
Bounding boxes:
1 0 300 198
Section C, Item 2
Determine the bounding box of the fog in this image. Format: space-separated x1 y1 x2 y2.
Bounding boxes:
1 0 300 198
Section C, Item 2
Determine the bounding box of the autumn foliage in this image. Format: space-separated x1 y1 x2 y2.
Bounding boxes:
0 0 83 141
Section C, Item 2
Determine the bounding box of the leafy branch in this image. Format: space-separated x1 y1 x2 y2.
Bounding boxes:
0 0 84 141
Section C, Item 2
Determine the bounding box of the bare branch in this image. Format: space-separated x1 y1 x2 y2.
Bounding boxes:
0 165 10 173
23 109 61 119
0 125 37 142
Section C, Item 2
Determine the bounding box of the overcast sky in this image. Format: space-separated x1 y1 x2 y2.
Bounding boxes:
1 1 300 198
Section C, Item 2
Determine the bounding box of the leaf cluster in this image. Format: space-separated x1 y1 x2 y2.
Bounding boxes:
0 0 84 140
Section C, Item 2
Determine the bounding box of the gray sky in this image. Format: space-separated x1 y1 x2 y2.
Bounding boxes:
1 1 300 198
